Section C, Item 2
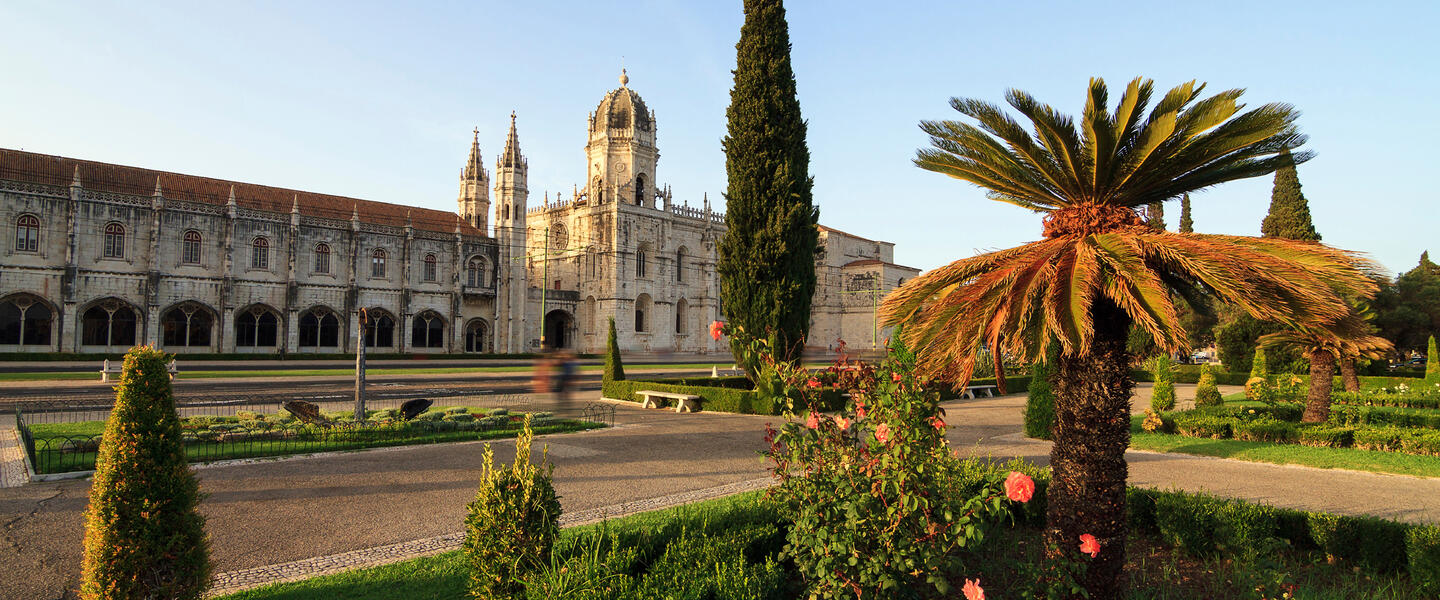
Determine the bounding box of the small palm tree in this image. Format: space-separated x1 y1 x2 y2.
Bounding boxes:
882 78 1375 599
1260 316 1391 422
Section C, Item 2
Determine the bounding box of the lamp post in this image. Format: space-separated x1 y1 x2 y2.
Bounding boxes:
354 307 368 421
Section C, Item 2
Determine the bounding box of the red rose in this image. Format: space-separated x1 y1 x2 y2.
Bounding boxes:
875 422 892 443
806 378 822 389
805 412 820 429
962 578 985 600
930 416 946 431
1079 534 1100 558
1004 471 1034 503
709 320 724 341
891 372 902 382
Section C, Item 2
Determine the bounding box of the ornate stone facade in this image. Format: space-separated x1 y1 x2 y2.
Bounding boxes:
0 71 915 355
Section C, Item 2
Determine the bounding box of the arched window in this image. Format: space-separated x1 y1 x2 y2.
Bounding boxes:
235 307 279 347
422 253 438 282
364 310 395 347
585 295 597 332
635 294 652 333
465 319 488 352
314 243 331 274
15 215 39 253
251 236 270 270
161 304 212 348
0 294 52 346
675 247 686 282
636 245 648 278
103 223 125 258
82 300 137 347
676 298 689 334
411 311 445 348
299 308 340 348
371 248 387 278
634 174 646 206
180 230 202 264
467 257 489 287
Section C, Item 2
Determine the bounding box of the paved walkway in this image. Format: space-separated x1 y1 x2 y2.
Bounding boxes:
3 383 1440 599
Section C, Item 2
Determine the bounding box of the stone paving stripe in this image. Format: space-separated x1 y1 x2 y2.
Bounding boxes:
0 427 30 488
205 476 773 597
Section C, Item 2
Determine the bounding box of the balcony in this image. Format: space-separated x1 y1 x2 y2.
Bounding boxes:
528 288 580 303
462 284 496 298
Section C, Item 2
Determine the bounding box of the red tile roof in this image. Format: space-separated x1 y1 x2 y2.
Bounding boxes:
0 148 484 236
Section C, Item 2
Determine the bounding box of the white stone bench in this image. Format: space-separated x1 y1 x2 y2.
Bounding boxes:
101 359 178 382
962 385 997 399
636 390 702 413
710 365 744 377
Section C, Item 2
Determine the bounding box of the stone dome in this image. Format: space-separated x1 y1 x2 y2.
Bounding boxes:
592 70 651 132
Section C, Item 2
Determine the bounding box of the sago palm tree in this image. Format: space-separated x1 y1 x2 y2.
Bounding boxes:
881 78 1376 599
1260 316 1391 422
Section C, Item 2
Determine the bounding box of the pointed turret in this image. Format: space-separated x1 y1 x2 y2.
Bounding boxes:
463 128 485 181
153 176 163 197
457 127 492 233
499 112 524 169
70 165 81 188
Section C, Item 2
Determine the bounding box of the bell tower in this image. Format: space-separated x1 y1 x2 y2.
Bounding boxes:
585 69 659 207
494 112 530 352
457 128 490 233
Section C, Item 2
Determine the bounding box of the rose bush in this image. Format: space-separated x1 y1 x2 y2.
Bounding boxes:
718 322 1025 598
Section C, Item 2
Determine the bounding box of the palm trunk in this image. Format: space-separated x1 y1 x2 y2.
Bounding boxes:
1340 357 1360 392
1301 351 1336 423
994 352 1009 395
1048 299 1133 599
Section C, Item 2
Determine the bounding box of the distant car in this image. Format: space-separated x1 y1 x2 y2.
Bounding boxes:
1409 357 1427 368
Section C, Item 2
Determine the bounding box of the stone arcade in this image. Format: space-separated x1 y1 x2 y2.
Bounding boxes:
0 71 917 356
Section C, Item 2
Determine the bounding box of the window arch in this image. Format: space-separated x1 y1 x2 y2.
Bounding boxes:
675 247 687 283
81 299 138 347
314 243 331 274
180 230 202 264
467 256 490 287
635 243 650 278
0 294 53 347
251 236 270 270
635 294 652 333
465 319 489 353
411 311 445 348
675 298 689 334
364 309 395 348
161 303 213 348
299 307 340 348
15 215 39 253
422 253 438 282
585 295 597 333
103 222 125 258
371 248 387 278
634 173 646 206
235 305 280 348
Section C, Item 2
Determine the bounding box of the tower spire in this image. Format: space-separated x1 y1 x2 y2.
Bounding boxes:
499 112 523 168
463 127 485 181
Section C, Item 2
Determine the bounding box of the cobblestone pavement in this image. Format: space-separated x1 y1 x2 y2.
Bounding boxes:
6 383 1440 599
0 428 27 489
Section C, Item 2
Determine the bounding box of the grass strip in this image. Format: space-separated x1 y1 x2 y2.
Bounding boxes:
1129 430 1440 478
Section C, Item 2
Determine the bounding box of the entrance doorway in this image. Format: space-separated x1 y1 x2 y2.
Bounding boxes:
542 310 574 350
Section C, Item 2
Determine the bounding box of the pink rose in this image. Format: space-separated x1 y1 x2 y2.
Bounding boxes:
835 416 850 429
805 412 820 429
875 422 892 444
1079 534 1100 558
806 378 822 389
709 320 724 341
930 416 946 431
1004 471 1034 503
962 578 985 600
891 372 902 382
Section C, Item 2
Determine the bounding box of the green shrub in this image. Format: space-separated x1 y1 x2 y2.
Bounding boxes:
1153 491 1277 557
464 416 561 600
444 413 476 423
1150 355 1176 411
1308 513 1410 573
1408 526 1440 593
489 408 510 417
80 347 210 599
1428 336 1440 385
1397 429 1440 456
1232 418 1297 443
445 407 469 414
1296 424 1354 448
1194 364 1224 407
1353 427 1402 451
604 317 625 382
1023 347 1057 439
1172 414 1232 439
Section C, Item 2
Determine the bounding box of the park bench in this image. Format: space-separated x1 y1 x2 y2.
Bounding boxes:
636 390 703 413
962 385 998 399
710 365 744 377
100 359 178 382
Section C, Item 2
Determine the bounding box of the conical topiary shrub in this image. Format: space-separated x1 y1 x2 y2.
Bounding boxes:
1195 364 1224 408
1150 355 1176 411
603 317 625 383
1023 344 1059 440
80 346 210 599
1246 346 1271 401
1427 336 1439 385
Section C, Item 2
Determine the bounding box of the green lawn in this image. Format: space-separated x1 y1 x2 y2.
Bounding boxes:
1130 427 1440 478
0 362 735 382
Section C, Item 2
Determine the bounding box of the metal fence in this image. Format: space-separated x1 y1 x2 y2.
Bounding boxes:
13 394 616 475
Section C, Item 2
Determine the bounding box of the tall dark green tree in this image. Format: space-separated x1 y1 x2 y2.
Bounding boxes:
1146 201 1165 230
1178 193 1194 233
1260 147 1321 241
717 0 818 363
1373 253 1440 352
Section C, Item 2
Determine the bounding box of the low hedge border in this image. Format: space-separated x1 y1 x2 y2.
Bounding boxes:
1155 409 1440 457
955 461 1440 590
1132 369 1426 390
1333 390 1440 410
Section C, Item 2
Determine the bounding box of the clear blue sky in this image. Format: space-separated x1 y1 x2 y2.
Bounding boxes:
2 1 1434 276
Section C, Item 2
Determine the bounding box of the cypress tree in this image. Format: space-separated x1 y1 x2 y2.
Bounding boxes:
80 346 210 599
1178 193 1194 233
1260 148 1321 241
1023 344 1059 439
717 0 819 364
603 317 624 382
1146 201 1165 230
1427 336 1439 384
1150 355 1176 411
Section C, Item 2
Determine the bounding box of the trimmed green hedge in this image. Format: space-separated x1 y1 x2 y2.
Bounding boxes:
1334 391 1440 410
954 462 1440 589
1154 405 1440 457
